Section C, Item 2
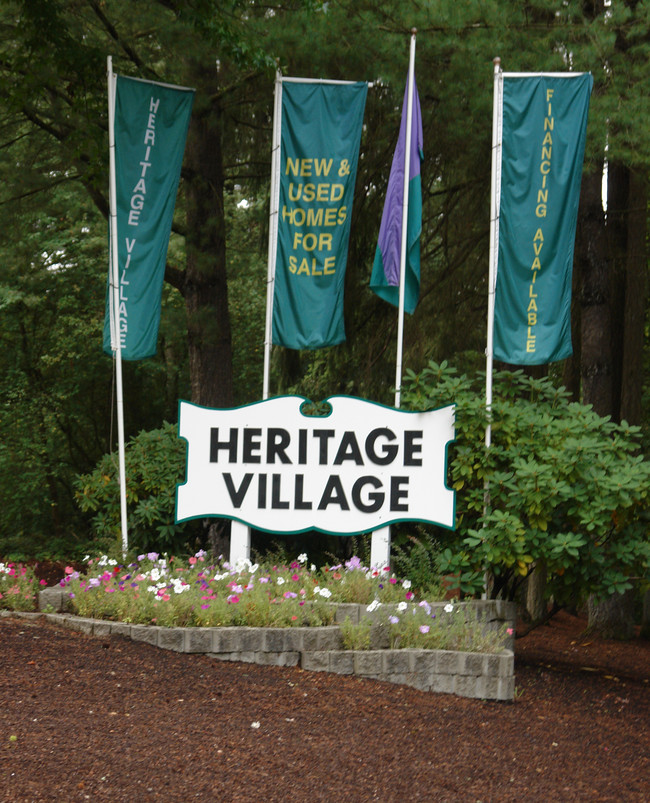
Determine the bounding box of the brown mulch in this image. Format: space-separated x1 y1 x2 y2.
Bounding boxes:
0 611 648 803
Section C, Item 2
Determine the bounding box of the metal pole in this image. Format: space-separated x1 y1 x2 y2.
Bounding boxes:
107 56 129 558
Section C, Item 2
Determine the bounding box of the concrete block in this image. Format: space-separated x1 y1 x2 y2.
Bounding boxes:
382 650 411 675
499 651 514 677
437 650 462 675
334 604 360 625
38 587 64 613
283 629 304 651
354 651 382 676
184 627 214 653
462 652 485 677
483 677 500 700
301 651 329 672
43 613 69 627
413 651 438 675
157 628 185 652
64 617 95 636
497 676 515 701
255 651 299 667
484 653 501 677
212 627 245 652
328 651 354 675
92 621 112 638
263 628 287 652
455 674 481 699
109 622 132 638
315 627 342 651
404 672 431 692
130 624 160 646
429 673 456 695
238 628 265 652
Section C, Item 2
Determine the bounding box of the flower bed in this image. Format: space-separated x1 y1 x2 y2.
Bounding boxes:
24 552 517 700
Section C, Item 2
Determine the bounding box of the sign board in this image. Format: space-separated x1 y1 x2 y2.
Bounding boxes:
176 396 455 535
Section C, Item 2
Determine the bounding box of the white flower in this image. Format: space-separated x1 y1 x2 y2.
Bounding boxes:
444 603 454 613
402 579 412 590
310 564 317 573
251 721 260 729
277 577 285 585
397 601 408 612
366 599 381 612
150 568 161 582
297 553 308 564
318 587 332 599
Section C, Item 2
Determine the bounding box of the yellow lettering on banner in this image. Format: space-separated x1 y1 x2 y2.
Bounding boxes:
282 205 347 227
536 204 547 218
289 256 337 277
534 229 544 242
544 117 554 131
526 338 536 353
292 232 333 251
543 131 553 146
528 312 537 326
527 298 538 312
531 257 541 270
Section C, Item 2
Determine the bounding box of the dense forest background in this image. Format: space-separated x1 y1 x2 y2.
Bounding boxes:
0 1 648 626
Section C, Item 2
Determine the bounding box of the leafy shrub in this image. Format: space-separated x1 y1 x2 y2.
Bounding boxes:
401 361 650 606
75 422 201 556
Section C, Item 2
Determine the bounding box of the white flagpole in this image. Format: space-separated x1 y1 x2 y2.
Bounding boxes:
485 58 502 450
262 70 283 401
370 30 417 572
107 56 129 558
394 29 417 410
482 57 503 598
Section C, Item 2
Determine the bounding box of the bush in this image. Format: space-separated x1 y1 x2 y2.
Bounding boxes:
401 361 650 606
75 422 201 556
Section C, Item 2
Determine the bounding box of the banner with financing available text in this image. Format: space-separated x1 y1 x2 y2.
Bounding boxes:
494 73 592 365
103 74 194 360
272 80 367 350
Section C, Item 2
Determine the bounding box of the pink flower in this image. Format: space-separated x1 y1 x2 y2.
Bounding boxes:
405 591 414 601
39 579 47 586
64 566 74 574
162 593 171 602
419 625 430 634
201 604 210 609
291 574 299 582
389 578 397 585
189 557 197 565
227 594 240 604
506 627 514 636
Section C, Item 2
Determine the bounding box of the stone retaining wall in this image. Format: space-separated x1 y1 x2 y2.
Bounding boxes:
16 599 516 702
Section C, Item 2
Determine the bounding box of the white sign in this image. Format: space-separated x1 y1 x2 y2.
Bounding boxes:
176 396 455 534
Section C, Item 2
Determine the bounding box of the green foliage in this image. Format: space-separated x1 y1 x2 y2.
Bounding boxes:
75 422 200 556
401 362 650 604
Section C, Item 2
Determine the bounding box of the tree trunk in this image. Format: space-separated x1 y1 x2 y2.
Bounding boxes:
619 169 647 426
576 169 613 416
578 165 644 639
525 560 548 623
586 590 636 640
183 63 234 408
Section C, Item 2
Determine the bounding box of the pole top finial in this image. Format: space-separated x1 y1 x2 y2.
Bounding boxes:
494 56 501 66
411 27 417 35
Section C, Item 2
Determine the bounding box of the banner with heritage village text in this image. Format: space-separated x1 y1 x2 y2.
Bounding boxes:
272 80 367 350
103 74 194 360
494 73 592 365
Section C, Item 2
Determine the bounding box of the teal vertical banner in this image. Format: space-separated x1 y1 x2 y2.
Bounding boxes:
272 80 367 350
103 75 194 360
494 73 592 365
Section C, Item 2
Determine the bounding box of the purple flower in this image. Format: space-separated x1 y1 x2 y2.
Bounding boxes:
419 625 430 635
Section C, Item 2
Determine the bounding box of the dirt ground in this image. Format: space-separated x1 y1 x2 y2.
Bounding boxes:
0 610 648 803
